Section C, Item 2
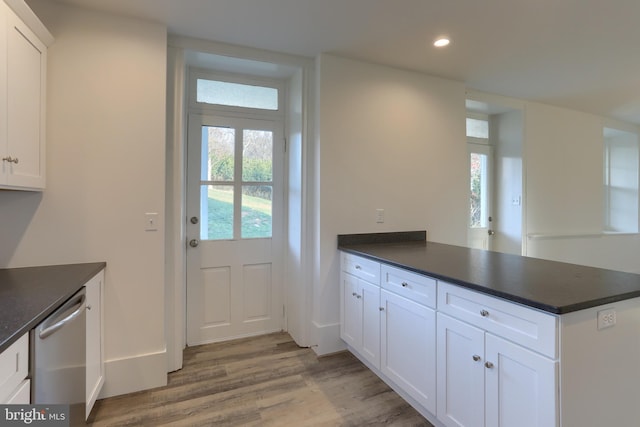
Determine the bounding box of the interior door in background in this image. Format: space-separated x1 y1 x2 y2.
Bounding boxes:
468 143 494 250
186 114 284 345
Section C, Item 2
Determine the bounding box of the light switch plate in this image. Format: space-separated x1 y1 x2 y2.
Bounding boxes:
145 213 159 231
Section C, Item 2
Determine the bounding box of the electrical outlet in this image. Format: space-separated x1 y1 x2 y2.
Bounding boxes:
376 209 384 223
597 309 616 330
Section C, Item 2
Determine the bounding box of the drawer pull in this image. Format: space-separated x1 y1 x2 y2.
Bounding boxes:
401 282 409 287
355 265 362 270
480 309 490 317
472 355 481 362
485 361 494 369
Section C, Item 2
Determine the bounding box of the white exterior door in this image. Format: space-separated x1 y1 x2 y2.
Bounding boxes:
186 114 284 345
468 143 494 250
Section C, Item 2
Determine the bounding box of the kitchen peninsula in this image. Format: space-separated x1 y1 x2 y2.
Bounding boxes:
338 231 640 427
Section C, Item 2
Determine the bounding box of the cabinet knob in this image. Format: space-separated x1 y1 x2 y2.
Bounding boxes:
356 295 361 299
480 309 490 317
355 265 362 270
401 282 409 287
379 307 384 311
485 361 494 369
352 292 358 297
472 355 481 362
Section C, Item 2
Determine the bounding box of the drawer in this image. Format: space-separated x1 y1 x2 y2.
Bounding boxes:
0 333 29 403
438 281 557 358
342 252 380 284
381 264 437 309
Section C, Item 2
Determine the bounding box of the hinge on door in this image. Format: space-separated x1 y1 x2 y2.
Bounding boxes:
284 138 287 153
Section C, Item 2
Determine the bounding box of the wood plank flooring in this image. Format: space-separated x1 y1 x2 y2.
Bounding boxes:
90 332 433 426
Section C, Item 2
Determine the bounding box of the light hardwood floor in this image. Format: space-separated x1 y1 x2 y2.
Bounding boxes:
90 332 432 426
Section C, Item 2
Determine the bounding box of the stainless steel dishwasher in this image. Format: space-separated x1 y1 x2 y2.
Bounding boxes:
31 287 87 426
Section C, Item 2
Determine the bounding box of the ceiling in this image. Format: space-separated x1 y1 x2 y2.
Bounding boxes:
49 0 640 125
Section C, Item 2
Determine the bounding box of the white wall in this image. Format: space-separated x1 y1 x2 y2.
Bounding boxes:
525 102 604 235
313 54 467 354
524 102 640 273
492 110 523 255
4 0 168 397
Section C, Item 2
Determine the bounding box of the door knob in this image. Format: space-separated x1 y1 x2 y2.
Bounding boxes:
190 216 199 224
189 239 199 248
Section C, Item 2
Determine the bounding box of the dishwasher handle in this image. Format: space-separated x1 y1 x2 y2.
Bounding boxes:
39 292 86 339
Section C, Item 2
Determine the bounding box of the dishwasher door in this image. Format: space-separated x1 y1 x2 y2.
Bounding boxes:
32 287 86 426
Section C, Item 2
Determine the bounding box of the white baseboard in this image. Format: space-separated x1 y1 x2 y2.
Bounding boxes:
311 321 346 356
99 349 167 399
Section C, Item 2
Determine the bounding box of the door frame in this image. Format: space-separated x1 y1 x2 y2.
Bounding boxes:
165 41 315 372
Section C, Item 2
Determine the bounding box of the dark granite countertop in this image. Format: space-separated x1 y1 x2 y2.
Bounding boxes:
0 262 106 353
338 233 640 314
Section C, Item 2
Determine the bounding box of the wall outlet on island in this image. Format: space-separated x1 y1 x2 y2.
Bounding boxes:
376 209 384 223
597 308 616 330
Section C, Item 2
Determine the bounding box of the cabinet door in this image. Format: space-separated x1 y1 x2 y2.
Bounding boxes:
4 7 46 189
341 271 362 349
86 271 105 419
436 313 485 427
381 290 436 414
360 280 380 368
485 334 557 427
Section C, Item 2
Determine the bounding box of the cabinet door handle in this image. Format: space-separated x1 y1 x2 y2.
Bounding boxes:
355 265 362 270
356 295 361 299
401 282 409 287
352 292 358 297
472 355 481 362
379 307 384 311
480 309 490 317
485 361 494 369
2 156 19 164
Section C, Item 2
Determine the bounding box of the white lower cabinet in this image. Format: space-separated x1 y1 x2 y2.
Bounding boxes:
86 270 105 419
436 313 484 427
437 311 558 427
381 289 436 414
0 333 29 404
341 270 381 369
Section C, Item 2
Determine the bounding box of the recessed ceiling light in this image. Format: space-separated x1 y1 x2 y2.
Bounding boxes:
434 37 450 48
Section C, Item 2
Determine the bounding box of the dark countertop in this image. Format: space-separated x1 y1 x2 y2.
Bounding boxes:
0 262 106 353
339 237 640 314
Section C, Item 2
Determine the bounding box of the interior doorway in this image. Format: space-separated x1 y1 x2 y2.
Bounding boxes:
466 92 524 255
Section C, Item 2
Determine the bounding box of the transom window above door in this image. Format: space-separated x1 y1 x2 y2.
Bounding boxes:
191 72 283 114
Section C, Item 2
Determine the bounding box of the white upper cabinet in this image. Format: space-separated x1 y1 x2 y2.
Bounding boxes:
0 0 52 191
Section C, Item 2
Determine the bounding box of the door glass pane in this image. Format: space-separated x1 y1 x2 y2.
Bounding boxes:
196 79 278 111
470 153 488 228
242 130 273 182
202 185 234 240
241 185 272 239
466 118 489 139
202 126 234 181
